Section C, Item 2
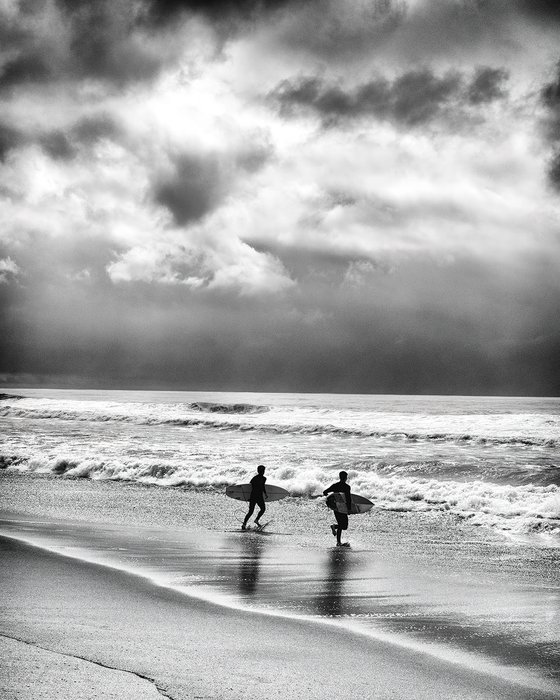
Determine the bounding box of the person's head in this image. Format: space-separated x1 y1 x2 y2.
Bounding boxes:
339 470 348 482
257 464 265 475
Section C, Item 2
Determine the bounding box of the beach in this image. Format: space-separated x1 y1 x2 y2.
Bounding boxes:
6 532 551 700
1 471 559 699
1 389 559 698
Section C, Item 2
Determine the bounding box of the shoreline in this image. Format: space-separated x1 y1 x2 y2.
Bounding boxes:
2 534 558 700
1 472 560 698
0 528 552 694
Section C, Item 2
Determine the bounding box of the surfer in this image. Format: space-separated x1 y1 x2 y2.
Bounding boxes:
242 465 268 530
323 471 352 547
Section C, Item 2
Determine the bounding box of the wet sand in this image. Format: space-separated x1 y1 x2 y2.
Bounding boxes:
1 473 559 699
2 535 558 700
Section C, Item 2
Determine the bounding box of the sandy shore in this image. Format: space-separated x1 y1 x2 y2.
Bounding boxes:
2 534 558 700
0 635 163 700
1 472 559 699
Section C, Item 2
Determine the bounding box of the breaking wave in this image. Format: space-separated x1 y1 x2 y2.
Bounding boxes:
4 452 559 537
188 402 269 414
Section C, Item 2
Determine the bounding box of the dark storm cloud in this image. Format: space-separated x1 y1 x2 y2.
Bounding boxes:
467 66 509 105
548 151 560 192
154 155 224 226
154 142 273 225
271 66 507 127
2 252 559 395
541 63 560 143
39 131 76 160
144 0 296 24
0 123 25 161
540 62 560 191
0 113 120 162
268 1 559 72
71 113 122 145
0 0 182 91
0 54 53 91
516 0 560 24
270 0 405 62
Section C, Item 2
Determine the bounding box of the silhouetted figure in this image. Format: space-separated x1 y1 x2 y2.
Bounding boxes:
323 471 352 547
242 465 267 530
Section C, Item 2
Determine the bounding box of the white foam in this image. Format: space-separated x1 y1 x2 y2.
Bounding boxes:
1 396 558 447
2 392 559 538
6 453 560 537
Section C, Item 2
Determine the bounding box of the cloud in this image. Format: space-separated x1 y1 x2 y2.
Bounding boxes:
467 66 509 105
0 122 24 160
0 256 19 283
0 112 121 167
540 61 560 191
516 0 560 24
267 0 405 63
0 0 191 91
271 66 507 127
154 154 224 226
145 0 297 23
259 0 523 71
38 130 76 160
548 150 560 192
541 63 560 142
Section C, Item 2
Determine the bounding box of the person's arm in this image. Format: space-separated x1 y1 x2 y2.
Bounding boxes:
263 476 268 499
323 483 336 496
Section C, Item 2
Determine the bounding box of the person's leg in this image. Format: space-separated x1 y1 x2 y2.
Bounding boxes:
242 500 256 529
254 497 266 526
334 512 343 545
335 513 348 545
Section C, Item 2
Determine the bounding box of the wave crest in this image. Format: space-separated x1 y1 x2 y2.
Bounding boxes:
188 402 269 414
2 403 556 448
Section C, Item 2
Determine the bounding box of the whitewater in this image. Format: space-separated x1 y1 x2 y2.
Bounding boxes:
1 389 559 537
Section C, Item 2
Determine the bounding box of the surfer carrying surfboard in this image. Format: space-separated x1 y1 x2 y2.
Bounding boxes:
242 465 268 530
323 471 352 547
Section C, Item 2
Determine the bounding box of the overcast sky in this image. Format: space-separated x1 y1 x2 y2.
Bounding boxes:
1 0 559 394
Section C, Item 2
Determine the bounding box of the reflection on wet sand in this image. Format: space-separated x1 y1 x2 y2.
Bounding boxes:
238 535 263 596
315 548 353 617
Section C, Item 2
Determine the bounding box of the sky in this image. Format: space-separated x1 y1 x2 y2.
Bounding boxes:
1 0 559 395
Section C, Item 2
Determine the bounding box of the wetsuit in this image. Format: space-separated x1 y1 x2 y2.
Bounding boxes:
324 481 352 529
245 474 267 522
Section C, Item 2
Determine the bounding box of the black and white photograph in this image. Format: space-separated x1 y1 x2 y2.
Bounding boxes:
1 1 559 698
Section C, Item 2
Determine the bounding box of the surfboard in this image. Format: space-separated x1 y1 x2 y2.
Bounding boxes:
326 493 373 515
226 484 289 502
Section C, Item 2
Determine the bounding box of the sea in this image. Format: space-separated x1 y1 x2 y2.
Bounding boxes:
2 388 560 691
1 388 559 537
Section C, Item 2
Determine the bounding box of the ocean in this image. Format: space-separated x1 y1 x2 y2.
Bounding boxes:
0 389 560 538
1 389 559 537
2 388 560 692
